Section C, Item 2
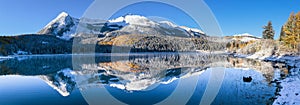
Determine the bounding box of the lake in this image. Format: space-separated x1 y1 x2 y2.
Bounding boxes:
0 53 291 105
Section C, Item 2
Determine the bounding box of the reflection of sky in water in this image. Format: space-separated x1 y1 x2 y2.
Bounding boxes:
0 68 275 105
106 80 178 105
79 68 275 105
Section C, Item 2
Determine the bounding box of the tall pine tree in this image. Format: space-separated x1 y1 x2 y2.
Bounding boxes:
262 21 275 39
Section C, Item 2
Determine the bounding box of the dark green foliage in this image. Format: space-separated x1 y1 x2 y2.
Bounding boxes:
279 26 285 41
0 34 72 55
262 21 275 40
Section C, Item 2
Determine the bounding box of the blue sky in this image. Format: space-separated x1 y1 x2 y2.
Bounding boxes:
0 0 300 38
205 0 300 38
0 0 93 35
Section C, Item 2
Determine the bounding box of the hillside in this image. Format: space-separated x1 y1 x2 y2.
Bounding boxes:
0 12 227 55
0 35 72 56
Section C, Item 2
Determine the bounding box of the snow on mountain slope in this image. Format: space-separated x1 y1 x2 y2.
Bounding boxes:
159 21 178 28
180 26 205 37
232 33 260 42
105 15 206 37
108 15 157 27
38 12 206 40
38 12 79 40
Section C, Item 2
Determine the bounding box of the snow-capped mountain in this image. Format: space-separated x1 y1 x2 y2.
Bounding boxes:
232 33 260 42
38 12 206 40
38 12 79 40
233 33 256 37
104 15 206 37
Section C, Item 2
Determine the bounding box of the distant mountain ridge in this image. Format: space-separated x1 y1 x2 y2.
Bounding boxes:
0 12 234 56
38 12 206 40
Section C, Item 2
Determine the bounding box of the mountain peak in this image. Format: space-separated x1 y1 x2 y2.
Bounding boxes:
38 12 78 40
233 33 254 37
57 12 69 18
42 11 73 29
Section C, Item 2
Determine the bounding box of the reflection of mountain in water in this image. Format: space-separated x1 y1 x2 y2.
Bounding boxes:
39 68 76 97
0 53 284 96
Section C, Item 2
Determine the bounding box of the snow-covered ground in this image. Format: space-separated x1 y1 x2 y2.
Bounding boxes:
231 53 300 104
273 71 300 105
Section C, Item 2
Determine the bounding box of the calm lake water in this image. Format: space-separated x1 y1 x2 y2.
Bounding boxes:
0 53 289 105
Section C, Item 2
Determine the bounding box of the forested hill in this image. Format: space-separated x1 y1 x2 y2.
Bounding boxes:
0 35 72 56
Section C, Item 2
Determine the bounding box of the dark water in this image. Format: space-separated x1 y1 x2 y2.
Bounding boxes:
0 53 288 105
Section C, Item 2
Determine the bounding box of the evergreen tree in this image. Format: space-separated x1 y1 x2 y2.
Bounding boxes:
262 21 275 39
279 26 285 41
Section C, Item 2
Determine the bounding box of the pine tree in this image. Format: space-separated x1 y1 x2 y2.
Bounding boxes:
262 21 275 39
279 26 285 41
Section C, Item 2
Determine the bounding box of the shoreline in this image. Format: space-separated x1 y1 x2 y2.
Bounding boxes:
230 53 300 68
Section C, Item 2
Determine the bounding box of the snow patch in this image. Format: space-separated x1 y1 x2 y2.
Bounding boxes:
159 21 178 28
274 74 300 105
179 26 205 35
16 50 29 55
42 41 49 44
233 33 254 37
161 77 178 84
108 15 157 27
232 33 259 42
110 84 126 90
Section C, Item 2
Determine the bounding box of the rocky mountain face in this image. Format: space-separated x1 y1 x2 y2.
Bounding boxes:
38 12 79 40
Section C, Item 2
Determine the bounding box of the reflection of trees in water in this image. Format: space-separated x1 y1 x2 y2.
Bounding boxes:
0 54 288 82
0 36 17 56
0 56 73 75
227 58 274 82
95 54 283 83
98 54 228 72
0 62 14 75
0 54 291 97
227 58 289 83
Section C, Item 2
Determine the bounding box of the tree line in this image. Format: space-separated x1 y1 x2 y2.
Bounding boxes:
263 12 300 51
280 12 300 50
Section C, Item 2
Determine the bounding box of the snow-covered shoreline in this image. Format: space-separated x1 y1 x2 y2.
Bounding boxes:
230 53 300 105
231 53 300 67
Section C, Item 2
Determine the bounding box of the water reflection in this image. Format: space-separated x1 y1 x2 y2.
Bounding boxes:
0 53 289 104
